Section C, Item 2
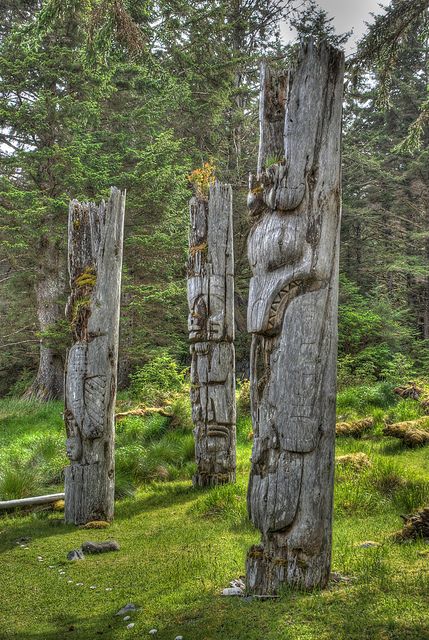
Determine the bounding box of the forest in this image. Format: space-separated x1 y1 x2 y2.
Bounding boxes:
1 0 429 639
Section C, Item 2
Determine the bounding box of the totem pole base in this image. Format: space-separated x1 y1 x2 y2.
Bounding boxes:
246 541 331 595
192 470 236 488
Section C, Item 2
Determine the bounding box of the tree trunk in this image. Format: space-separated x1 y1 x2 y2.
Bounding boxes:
187 181 236 487
23 245 66 401
246 41 344 593
64 187 126 525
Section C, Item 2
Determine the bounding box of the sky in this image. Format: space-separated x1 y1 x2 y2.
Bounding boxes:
281 0 388 53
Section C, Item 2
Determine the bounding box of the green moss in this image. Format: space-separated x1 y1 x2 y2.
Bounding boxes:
75 266 97 289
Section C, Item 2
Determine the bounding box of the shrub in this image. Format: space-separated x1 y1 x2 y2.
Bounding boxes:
129 350 186 405
337 382 395 416
380 353 416 385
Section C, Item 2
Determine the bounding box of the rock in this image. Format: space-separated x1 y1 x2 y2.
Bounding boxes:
115 604 137 616
358 541 381 548
330 572 353 583
149 630 157 635
82 540 120 554
105 587 113 591
175 636 184 640
37 556 43 562
90 585 97 590
123 616 131 621
229 578 245 590
127 623 135 630
221 587 243 596
76 582 84 586
67 549 84 561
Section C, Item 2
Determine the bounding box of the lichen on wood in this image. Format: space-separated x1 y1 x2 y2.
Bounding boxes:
64 187 126 525
187 181 236 487
245 41 344 593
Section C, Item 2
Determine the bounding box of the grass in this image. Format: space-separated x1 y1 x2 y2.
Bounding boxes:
1 387 429 639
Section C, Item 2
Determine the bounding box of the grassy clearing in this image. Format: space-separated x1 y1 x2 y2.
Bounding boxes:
1 387 429 639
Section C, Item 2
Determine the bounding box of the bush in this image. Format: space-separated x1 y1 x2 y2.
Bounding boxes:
380 353 416 385
337 382 395 416
129 350 186 405
237 379 251 417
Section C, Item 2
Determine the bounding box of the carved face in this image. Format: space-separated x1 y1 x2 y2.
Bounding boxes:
66 436 82 461
188 294 208 341
247 210 311 335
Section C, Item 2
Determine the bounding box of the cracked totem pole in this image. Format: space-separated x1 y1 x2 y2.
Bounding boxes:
64 187 126 524
246 41 344 592
187 180 236 487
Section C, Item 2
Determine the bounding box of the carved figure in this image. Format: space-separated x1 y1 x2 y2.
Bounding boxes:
187 182 236 487
64 187 126 524
246 41 344 593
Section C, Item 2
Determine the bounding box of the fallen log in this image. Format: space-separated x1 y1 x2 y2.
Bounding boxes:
0 492 65 511
115 406 173 420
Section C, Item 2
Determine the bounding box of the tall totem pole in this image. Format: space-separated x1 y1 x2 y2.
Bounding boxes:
64 187 126 525
246 41 344 592
187 181 236 487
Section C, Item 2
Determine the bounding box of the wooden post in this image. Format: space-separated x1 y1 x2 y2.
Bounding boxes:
246 41 344 593
187 181 236 487
64 187 125 525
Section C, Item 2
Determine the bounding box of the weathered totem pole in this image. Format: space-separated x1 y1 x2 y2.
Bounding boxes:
187 181 236 487
64 187 126 524
246 41 344 592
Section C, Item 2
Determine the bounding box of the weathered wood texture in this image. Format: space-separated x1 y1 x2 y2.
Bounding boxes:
187 181 236 487
64 187 126 524
246 41 344 593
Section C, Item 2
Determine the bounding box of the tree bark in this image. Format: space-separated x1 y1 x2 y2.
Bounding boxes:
64 187 125 525
246 41 344 593
23 244 66 401
187 181 236 487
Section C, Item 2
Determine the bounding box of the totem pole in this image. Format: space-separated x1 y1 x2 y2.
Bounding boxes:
246 41 344 592
64 187 126 524
187 181 236 487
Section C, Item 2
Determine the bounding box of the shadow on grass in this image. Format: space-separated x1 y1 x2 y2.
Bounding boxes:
115 481 196 520
0 610 128 640
0 516 77 554
157 582 429 640
381 440 408 455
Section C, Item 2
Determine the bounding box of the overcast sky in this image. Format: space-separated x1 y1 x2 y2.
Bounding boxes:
281 0 389 53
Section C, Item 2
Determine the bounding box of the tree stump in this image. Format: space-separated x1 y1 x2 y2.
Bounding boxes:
246 41 344 593
187 181 236 487
64 187 126 524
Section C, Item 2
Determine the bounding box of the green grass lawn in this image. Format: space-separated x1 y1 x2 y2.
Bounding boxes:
1 388 429 640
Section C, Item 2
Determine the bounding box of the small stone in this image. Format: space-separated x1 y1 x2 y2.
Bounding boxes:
149 630 157 635
76 582 84 586
37 556 43 562
90 585 97 590
105 587 113 591
81 540 120 554
127 623 135 630
221 587 243 596
358 541 381 548
116 604 137 616
59 570 66 575
48 565 55 569
229 578 245 590
175 636 183 640
123 616 131 621
67 580 73 584
67 549 84 561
